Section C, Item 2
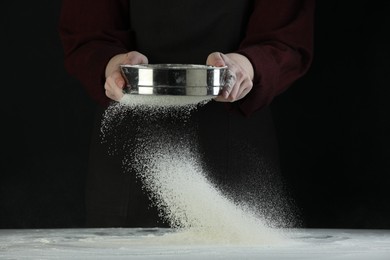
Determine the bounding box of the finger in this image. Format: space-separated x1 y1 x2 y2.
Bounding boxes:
221 72 252 102
105 80 122 101
104 82 115 100
235 79 253 100
115 76 126 90
228 70 246 101
105 86 114 100
105 72 126 101
233 77 253 101
109 71 126 89
125 51 149 65
206 52 226 67
221 69 236 99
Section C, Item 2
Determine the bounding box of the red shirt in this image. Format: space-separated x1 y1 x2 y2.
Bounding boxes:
59 0 314 116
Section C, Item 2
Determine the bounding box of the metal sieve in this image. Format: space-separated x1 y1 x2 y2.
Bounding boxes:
120 64 227 96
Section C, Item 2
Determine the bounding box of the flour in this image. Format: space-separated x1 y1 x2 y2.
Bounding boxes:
132 144 283 245
120 94 212 108
101 94 288 245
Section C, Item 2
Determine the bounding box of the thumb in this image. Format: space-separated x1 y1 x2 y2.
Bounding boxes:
125 51 149 65
206 52 226 67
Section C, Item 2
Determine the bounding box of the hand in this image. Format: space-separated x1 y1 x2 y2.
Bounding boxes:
206 52 254 102
104 51 148 101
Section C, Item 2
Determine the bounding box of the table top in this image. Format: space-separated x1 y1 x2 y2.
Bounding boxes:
1 228 389 259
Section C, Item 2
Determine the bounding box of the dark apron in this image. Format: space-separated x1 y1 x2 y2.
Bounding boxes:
86 0 282 228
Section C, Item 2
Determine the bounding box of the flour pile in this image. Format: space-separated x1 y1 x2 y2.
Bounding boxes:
100 94 287 245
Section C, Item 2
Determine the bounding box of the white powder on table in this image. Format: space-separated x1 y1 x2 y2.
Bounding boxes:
101 94 287 245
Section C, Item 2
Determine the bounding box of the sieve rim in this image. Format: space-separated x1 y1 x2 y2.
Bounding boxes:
120 63 227 96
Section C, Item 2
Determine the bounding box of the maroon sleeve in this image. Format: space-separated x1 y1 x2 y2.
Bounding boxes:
236 0 315 116
59 0 132 107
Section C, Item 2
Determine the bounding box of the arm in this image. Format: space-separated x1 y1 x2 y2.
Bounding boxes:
210 0 315 116
58 0 132 107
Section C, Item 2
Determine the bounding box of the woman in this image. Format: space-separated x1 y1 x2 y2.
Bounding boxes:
59 0 314 227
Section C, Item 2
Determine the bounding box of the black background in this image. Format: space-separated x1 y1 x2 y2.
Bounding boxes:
1 1 390 229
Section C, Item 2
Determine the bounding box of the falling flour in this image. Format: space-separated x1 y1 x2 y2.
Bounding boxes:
100 94 288 245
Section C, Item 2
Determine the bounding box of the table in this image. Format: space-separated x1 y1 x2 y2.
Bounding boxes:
1 228 389 259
